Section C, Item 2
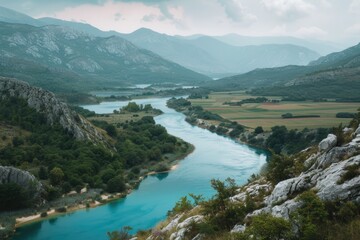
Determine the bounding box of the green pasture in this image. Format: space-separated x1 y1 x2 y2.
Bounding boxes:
191 92 359 130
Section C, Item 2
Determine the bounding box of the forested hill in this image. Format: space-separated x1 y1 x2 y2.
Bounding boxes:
0 22 210 93
0 77 109 146
0 77 194 238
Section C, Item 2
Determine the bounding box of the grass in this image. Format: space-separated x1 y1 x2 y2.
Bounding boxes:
190 92 359 130
88 112 159 125
0 122 30 149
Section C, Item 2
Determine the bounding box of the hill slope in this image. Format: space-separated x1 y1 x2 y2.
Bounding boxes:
121 28 320 77
205 42 360 100
213 33 340 55
0 22 210 92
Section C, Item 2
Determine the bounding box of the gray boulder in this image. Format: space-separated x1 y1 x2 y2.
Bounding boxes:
231 224 246 233
319 134 337 152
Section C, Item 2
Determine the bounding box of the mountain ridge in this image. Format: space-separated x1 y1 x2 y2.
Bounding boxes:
0 21 210 92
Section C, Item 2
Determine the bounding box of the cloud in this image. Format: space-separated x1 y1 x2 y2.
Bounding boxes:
262 0 315 21
142 13 166 22
216 0 257 23
345 23 360 34
217 0 244 22
295 26 327 38
349 0 360 13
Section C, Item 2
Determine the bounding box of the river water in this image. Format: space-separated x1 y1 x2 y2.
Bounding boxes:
14 98 266 240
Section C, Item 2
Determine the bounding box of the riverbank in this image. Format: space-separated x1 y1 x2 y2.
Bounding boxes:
13 141 195 231
12 97 267 240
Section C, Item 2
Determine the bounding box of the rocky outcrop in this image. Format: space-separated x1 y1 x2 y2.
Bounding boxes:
318 134 337 152
248 132 360 220
0 77 110 147
0 166 42 199
144 127 360 239
230 180 272 203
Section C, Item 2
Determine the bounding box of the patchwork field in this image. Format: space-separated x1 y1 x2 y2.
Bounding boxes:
190 92 360 130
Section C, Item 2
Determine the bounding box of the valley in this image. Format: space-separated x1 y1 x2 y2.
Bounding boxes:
189 91 360 130
0 2 359 240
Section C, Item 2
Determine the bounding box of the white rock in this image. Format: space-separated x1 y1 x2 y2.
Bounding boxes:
319 134 337 152
170 228 187 240
177 215 204 229
343 127 353 134
355 125 360 136
231 224 246 233
162 214 183 232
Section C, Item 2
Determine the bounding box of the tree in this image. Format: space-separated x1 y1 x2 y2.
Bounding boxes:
107 226 132 240
107 176 126 193
0 183 32 210
266 154 294 184
246 213 293 240
121 102 140 112
106 125 117 137
38 166 48 180
254 126 264 134
49 167 64 185
292 191 328 240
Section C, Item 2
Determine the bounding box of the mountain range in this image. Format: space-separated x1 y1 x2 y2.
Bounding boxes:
0 21 211 92
0 6 327 79
205 42 360 100
120 28 320 77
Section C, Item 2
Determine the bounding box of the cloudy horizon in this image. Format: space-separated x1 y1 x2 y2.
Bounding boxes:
0 0 359 46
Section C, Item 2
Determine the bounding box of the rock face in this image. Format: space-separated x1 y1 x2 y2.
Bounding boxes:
0 77 109 147
319 134 337 152
144 128 360 239
250 133 360 220
0 166 42 198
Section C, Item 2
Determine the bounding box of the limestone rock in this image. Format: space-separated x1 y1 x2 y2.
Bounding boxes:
0 77 110 148
177 215 204 229
231 224 246 233
170 228 187 240
162 214 183 232
0 166 43 199
343 127 353 134
319 134 337 152
231 181 272 203
355 125 360 136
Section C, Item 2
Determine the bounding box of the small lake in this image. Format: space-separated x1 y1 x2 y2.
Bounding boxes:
14 98 266 240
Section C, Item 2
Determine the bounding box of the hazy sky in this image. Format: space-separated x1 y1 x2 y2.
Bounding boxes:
1 0 359 45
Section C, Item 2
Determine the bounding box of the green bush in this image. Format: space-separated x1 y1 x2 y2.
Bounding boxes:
40 212 48 218
246 213 293 240
56 207 67 213
107 176 126 193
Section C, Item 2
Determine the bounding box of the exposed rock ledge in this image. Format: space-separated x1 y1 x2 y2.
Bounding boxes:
0 77 109 147
0 166 42 199
145 126 360 239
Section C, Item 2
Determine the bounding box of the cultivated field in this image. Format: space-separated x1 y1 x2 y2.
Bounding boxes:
190 91 360 130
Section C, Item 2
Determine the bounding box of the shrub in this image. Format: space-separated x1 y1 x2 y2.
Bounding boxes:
107 176 126 193
337 164 360 184
40 212 48 218
246 213 293 240
56 207 67 213
254 126 264 134
168 196 193 216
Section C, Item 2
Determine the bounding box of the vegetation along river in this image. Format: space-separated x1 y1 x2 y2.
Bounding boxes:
14 97 267 240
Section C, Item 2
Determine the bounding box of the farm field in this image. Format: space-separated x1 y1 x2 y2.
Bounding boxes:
190 91 360 130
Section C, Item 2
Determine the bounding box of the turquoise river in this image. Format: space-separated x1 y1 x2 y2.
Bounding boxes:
14 97 267 240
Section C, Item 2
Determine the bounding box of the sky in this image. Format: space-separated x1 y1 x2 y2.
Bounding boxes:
1 0 359 45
